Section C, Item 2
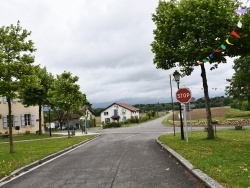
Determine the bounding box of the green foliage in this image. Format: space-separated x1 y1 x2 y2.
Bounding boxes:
230 98 250 111
225 107 250 118
146 111 152 119
104 122 121 129
151 0 241 72
15 126 20 131
130 116 139 123
159 129 250 188
151 0 244 139
92 108 105 116
241 101 249 111
19 66 55 135
0 21 38 153
89 115 96 127
48 71 88 134
24 131 30 135
139 116 149 122
226 56 250 108
19 66 54 106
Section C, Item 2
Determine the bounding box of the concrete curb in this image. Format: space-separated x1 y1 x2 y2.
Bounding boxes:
0 134 100 184
156 138 224 188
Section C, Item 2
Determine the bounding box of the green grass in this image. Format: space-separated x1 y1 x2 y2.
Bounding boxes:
226 107 250 119
0 134 97 179
159 129 250 188
0 133 66 143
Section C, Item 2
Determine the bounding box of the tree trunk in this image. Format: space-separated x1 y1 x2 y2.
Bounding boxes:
39 105 42 135
200 64 215 139
7 98 14 153
67 110 70 138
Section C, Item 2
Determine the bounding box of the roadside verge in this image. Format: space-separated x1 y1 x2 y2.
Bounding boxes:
156 138 223 188
0 134 100 185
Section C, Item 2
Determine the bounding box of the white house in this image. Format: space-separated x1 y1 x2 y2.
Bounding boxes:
101 102 140 123
0 97 41 134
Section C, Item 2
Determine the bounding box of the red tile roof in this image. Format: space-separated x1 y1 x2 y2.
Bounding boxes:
115 102 139 111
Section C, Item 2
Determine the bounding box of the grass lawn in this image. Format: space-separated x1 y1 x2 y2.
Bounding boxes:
159 129 250 188
0 134 97 179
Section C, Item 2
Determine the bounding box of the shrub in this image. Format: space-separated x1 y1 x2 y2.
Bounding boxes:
15 126 20 131
140 116 149 122
125 119 131 124
103 122 121 129
241 101 249 111
25 130 30 134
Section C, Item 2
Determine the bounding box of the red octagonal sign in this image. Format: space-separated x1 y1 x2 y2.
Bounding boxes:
176 88 192 103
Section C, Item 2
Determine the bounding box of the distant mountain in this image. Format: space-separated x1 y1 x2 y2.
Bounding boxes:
91 97 172 108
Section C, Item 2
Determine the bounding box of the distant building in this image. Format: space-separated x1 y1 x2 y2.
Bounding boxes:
101 102 140 123
0 97 41 134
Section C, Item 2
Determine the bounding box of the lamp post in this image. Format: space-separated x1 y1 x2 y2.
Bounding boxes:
169 74 175 136
48 105 51 137
173 70 184 140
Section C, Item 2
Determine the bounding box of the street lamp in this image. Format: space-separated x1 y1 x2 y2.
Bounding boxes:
48 105 51 137
169 74 175 136
173 70 184 140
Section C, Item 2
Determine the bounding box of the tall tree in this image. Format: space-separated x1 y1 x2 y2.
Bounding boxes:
19 66 54 135
226 56 250 108
48 71 87 137
151 0 245 139
0 21 39 153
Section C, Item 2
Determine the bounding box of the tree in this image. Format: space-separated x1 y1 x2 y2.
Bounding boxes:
226 55 250 109
19 66 54 135
151 0 243 139
48 71 87 137
0 21 39 153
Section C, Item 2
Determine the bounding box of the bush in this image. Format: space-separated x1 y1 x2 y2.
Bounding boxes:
241 101 249 111
125 119 131 124
15 126 20 131
103 122 121 129
25 130 30 134
140 116 149 122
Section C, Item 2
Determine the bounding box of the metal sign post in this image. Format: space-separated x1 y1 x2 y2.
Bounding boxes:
176 88 192 143
182 103 188 143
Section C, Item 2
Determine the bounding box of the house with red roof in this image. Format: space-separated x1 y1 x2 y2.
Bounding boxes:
100 102 140 124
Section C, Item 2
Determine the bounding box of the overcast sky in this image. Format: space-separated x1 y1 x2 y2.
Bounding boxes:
0 0 236 107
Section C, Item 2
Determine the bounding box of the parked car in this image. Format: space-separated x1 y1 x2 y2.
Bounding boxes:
61 125 67 130
69 125 77 130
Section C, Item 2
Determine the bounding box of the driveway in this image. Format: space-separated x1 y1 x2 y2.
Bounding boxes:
1 115 204 188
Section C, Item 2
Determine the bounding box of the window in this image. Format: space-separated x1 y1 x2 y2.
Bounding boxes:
24 114 31 125
3 115 18 128
114 109 118 115
104 112 108 115
2 97 17 104
21 114 35 126
105 118 110 123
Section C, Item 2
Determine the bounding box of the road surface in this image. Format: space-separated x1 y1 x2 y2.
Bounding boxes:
1 115 204 188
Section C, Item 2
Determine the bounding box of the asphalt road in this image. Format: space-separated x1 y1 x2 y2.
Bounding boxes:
1 115 205 188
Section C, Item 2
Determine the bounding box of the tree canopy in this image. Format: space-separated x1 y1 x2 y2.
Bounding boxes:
0 21 39 153
226 56 250 109
150 0 250 139
151 0 243 74
19 66 54 135
48 71 87 137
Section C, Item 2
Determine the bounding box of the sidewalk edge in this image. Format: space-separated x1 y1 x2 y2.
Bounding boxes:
156 138 224 188
0 134 100 184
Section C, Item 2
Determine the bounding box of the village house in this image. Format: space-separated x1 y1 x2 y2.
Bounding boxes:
0 97 41 134
101 102 140 124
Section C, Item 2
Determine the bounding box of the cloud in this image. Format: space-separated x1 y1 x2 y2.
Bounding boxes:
0 0 235 107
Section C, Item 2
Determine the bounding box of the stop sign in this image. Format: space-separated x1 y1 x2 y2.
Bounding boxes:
176 88 192 103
